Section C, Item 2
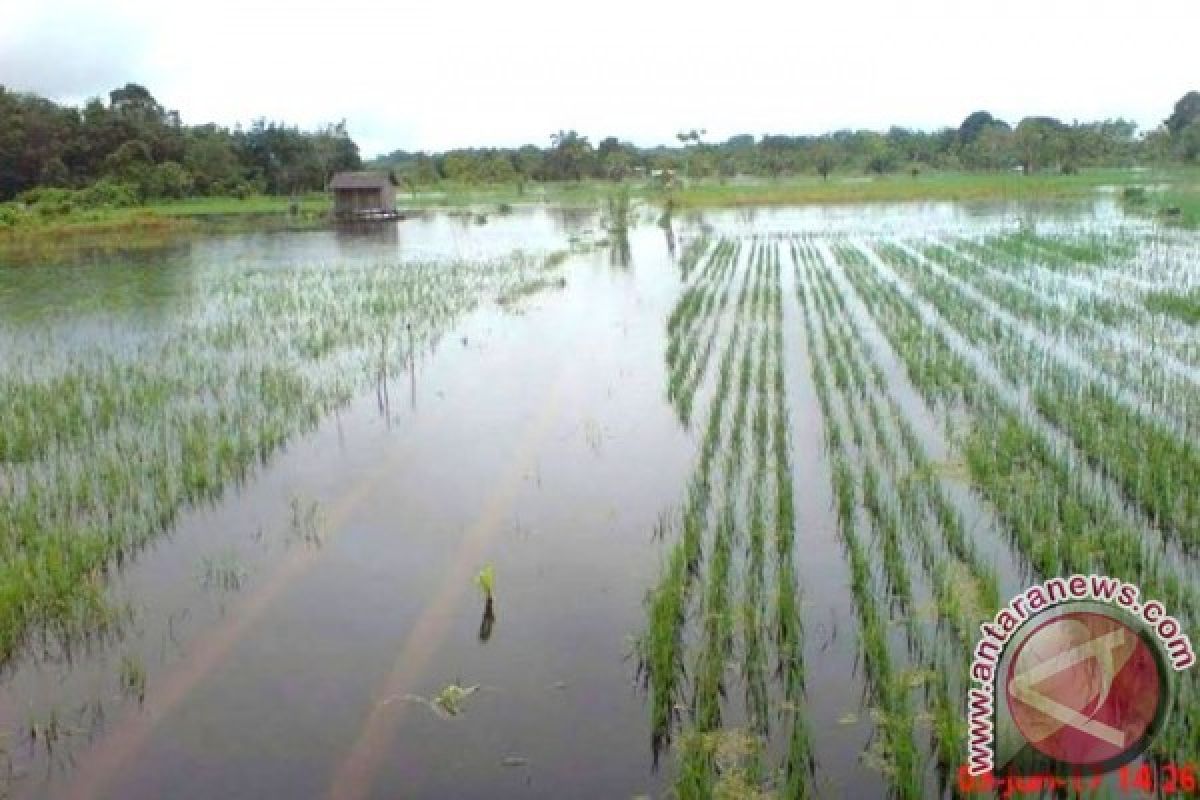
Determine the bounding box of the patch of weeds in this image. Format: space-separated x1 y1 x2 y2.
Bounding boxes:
119 653 147 704
289 495 325 547
199 549 247 593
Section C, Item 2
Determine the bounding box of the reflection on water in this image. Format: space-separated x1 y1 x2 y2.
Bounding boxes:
548 205 595 236
691 196 1139 236
333 219 401 246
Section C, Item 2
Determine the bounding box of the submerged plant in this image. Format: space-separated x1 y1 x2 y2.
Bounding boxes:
475 564 495 603
119 654 147 704
199 549 247 593
433 683 480 717
392 683 481 720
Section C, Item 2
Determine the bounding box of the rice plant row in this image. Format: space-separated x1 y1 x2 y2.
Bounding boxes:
918 239 1200 435
667 239 743 425
953 233 1200 368
869 241 1200 551
797 281 923 797
798 242 1012 794
834 246 1200 765
678 235 714 283
643 238 816 796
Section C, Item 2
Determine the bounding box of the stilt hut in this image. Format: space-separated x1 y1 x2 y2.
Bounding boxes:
329 171 397 219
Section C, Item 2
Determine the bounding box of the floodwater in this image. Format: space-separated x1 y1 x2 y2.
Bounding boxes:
0 198 1145 799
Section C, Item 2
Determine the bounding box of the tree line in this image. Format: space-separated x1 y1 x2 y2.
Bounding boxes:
374 91 1200 185
2 84 1198 209
0 83 362 204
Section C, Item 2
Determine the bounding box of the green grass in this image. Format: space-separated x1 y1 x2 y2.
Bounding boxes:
1157 189 1200 226
1123 184 1200 228
393 179 632 209
144 193 329 216
0 192 329 229
393 168 1200 210
666 168 1176 208
0 196 331 264
1144 287 1200 325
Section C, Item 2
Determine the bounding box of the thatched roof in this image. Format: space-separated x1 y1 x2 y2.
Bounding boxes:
329 171 392 190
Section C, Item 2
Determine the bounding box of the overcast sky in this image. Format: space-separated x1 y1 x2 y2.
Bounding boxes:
2 0 1196 157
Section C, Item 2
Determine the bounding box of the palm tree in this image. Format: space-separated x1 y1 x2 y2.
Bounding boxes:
676 129 706 179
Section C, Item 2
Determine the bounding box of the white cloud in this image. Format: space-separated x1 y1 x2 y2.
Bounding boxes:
3 0 1197 156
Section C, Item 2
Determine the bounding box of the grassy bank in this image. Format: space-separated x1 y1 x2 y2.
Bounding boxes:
2 193 329 227
0 195 331 264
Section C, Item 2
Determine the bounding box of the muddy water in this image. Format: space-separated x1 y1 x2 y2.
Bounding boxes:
0 200 1143 799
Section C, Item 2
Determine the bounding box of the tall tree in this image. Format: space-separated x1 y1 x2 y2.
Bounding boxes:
1165 91 1200 137
957 111 1009 146
547 130 593 181
1014 117 1066 173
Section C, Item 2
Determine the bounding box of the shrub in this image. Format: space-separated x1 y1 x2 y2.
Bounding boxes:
1122 186 1148 205
35 198 74 217
19 188 76 216
80 179 139 209
145 162 194 199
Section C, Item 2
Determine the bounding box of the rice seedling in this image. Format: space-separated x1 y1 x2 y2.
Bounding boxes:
643 235 827 796
795 258 928 796
0 250 546 665
640 275 751 755
838 243 1200 765
393 683 482 720
666 238 743 425
806 243 1029 790
119 654 147 704
678 236 712 282
873 239 1200 549
916 238 1200 439
432 683 479 717
199 549 247 593
289 495 326 547
1144 286 1200 325
467 561 492 601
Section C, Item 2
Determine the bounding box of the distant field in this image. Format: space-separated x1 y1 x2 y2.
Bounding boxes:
2 168 1197 254
391 167 1200 212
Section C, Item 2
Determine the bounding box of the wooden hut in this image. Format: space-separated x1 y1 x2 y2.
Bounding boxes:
329 171 397 219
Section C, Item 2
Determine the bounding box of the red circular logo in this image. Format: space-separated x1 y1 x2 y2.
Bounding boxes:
1006 611 1164 768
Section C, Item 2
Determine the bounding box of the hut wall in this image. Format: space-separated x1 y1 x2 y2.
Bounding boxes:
334 189 387 214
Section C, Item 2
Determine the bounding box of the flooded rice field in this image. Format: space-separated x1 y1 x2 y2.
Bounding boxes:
0 200 1197 798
